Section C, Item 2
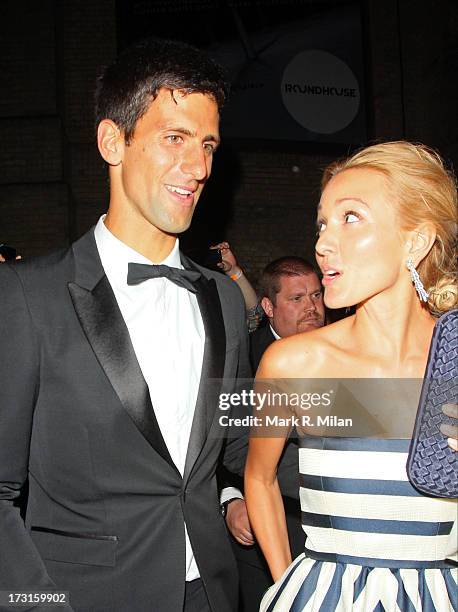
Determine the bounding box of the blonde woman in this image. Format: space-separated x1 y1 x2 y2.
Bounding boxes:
245 142 457 611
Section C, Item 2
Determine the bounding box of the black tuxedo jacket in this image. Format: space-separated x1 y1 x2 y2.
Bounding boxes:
0 229 253 612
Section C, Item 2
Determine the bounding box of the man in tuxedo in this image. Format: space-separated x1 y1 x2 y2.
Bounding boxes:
0 38 259 612
225 256 325 611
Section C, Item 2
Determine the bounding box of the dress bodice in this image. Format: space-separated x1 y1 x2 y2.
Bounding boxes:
298 436 457 569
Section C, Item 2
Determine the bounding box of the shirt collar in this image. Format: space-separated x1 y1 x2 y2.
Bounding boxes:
94 215 182 287
269 324 281 340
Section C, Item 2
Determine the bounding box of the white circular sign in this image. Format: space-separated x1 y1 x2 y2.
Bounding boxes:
281 50 360 134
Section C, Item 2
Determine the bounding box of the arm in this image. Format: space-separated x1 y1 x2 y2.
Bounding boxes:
244 348 294 581
220 280 253 476
230 272 258 312
210 242 258 311
245 434 292 581
246 301 265 334
0 265 70 607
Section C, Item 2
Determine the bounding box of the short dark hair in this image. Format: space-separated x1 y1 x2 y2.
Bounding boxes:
95 37 228 143
259 257 319 305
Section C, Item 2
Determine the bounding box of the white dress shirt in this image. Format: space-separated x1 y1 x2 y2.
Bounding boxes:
94 215 204 581
270 324 281 340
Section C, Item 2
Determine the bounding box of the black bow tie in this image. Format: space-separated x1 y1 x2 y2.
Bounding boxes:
127 262 201 293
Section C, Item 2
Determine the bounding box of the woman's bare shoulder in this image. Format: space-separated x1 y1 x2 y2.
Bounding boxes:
257 317 354 379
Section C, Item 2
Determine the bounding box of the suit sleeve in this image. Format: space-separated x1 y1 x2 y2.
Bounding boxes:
219 281 251 475
221 284 299 500
0 264 73 609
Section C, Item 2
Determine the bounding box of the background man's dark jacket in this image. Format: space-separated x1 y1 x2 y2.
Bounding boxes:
249 324 275 374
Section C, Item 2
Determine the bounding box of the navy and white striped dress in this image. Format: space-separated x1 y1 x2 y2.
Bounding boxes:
261 437 457 611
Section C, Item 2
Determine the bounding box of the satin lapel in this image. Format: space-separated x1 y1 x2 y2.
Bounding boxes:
68 238 179 475
182 264 226 484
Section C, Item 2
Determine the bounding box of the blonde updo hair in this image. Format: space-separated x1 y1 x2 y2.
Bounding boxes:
322 141 457 315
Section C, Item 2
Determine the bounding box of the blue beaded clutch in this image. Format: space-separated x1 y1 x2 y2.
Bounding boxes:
407 309 458 498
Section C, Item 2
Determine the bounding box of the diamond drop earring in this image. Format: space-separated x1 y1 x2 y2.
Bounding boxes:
406 258 429 302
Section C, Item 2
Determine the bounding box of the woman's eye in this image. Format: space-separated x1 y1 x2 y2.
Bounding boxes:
344 211 359 223
316 220 326 233
203 143 215 154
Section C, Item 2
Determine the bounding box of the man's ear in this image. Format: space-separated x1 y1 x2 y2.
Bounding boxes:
261 297 274 319
97 120 124 166
405 222 436 266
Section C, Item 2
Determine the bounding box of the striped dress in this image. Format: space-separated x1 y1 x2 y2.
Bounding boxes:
260 437 457 611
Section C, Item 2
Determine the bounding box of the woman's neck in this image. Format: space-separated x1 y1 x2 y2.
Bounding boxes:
351 290 436 373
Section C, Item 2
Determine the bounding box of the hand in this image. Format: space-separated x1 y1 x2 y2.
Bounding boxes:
440 403 458 451
225 499 255 546
0 254 21 262
210 242 239 275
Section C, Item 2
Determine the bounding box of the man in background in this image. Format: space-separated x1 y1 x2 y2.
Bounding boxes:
250 256 325 371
